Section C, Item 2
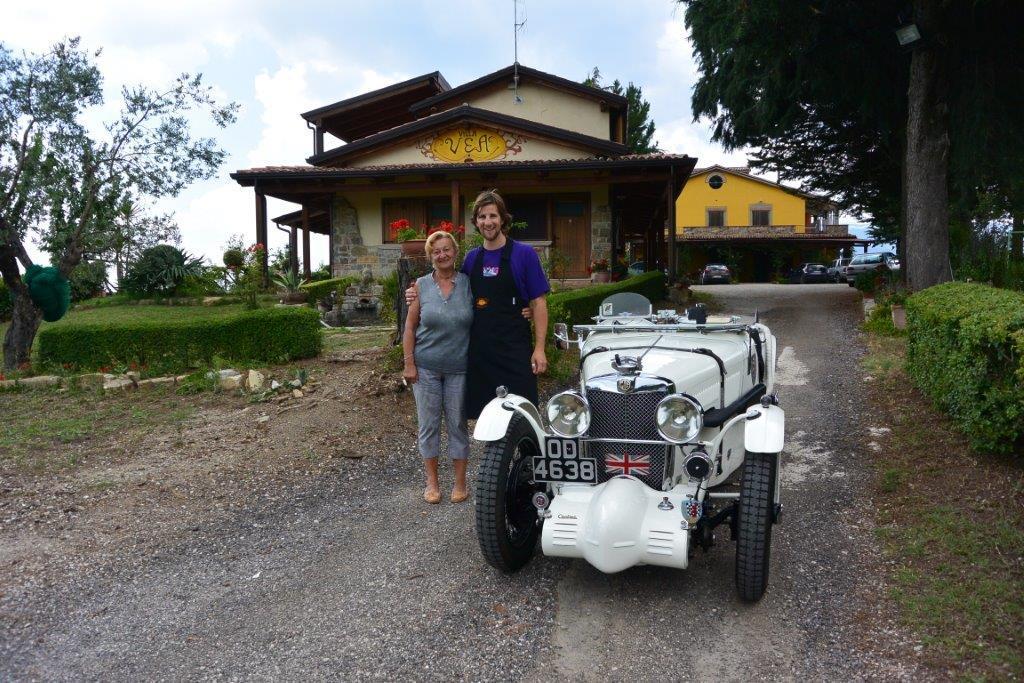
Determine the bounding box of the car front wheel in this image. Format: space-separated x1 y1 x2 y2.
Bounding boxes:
735 451 777 602
475 414 542 573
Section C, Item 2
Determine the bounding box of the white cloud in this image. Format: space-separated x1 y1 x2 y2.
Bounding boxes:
658 115 751 168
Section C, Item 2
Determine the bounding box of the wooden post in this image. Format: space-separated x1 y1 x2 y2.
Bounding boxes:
667 170 677 282
255 190 268 287
289 226 299 277
301 206 312 279
450 179 461 227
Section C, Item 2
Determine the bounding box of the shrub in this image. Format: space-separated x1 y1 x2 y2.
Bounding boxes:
299 276 359 304
38 306 322 373
905 282 1024 455
378 271 399 325
223 248 244 269
308 263 332 282
853 266 898 296
68 260 109 302
121 245 205 297
546 271 666 334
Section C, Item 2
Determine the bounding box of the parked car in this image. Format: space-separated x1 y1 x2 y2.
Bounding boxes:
699 264 732 284
474 293 785 602
845 252 900 285
827 257 851 283
789 263 830 284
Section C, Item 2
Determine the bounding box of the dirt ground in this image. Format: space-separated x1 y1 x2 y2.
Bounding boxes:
1 289 982 680
0 339 418 594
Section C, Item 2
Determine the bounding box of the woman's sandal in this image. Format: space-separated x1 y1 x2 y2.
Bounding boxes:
450 489 469 504
424 488 442 504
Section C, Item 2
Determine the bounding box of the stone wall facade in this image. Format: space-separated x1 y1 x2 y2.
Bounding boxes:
591 203 612 263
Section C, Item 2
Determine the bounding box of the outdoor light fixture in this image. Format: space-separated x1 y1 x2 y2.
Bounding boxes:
895 22 922 48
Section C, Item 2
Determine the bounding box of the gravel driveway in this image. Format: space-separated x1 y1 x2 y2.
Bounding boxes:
1 284 900 681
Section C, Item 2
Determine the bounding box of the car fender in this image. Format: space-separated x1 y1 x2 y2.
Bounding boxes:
473 394 547 443
743 404 785 454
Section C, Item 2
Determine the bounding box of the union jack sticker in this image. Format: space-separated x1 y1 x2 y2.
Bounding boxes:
604 453 651 477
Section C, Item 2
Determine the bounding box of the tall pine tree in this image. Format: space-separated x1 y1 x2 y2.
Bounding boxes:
681 0 1024 290
584 68 659 154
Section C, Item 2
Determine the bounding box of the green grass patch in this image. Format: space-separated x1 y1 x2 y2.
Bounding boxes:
0 386 201 473
863 332 1024 679
322 327 391 354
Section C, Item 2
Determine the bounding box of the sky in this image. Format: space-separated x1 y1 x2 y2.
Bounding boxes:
3 0 871 269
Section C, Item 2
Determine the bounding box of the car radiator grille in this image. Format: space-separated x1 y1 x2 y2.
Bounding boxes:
585 386 670 490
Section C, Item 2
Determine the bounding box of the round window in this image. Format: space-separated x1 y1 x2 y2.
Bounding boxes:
707 174 725 189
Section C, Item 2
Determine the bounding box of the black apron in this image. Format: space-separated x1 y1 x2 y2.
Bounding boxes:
466 239 538 419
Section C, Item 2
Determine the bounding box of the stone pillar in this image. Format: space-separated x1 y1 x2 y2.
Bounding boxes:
591 203 612 264
330 196 366 277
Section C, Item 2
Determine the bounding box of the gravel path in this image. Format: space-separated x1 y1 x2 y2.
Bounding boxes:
1 284 900 681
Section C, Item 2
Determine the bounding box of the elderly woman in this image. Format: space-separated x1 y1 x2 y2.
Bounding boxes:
402 230 474 504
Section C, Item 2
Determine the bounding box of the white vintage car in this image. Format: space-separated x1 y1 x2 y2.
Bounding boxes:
472 293 784 602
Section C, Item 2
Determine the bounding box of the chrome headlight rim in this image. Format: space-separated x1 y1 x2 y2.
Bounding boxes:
655 393 704 443
546 390 591 438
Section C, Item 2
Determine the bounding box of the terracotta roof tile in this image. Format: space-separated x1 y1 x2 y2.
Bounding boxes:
234 153 694 177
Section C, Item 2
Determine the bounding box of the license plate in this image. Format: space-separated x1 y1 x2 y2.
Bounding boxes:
534 438 598 484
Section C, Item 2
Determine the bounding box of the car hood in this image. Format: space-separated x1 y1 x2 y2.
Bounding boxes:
579 329 754 410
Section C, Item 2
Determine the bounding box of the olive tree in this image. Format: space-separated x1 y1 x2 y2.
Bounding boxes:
0 38 237 368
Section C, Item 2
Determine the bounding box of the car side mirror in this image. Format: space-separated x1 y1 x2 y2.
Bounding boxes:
553 322 573 350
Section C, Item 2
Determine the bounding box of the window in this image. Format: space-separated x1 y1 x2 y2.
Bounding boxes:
707 174 725 190
505 195 549 240
750 204 772 227
382 196 452 242
706 208 726 227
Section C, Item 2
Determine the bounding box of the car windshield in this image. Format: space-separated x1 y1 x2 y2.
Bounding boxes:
706 265 728 271
808 265 826 272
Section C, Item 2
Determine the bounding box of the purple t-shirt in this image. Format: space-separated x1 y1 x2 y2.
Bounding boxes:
461 240 550 302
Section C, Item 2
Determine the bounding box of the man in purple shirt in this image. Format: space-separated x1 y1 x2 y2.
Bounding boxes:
407 189 550 418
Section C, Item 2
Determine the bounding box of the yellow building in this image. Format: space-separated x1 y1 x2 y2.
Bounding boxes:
673 165 866 281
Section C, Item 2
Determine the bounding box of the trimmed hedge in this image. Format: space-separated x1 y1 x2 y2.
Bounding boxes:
905 282 1024 455
299 276 358 303
547 272 666 332
38 306 322 372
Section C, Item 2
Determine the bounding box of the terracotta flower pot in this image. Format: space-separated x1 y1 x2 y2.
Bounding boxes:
401 239 427 257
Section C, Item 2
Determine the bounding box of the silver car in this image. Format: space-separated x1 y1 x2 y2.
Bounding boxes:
827 258 851 283
845 252 899 285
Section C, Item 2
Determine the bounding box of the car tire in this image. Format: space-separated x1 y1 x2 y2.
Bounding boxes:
735 451 776 602
475 414 542 573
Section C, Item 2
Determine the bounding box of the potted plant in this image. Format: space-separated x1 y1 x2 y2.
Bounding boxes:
590 258 610 283
272 269 308 304
392 219 427 257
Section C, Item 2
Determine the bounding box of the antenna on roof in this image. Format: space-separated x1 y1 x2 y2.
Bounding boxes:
512 0 526 104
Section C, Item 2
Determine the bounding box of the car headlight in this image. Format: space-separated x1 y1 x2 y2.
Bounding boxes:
546 391 590 437
656 394 703 443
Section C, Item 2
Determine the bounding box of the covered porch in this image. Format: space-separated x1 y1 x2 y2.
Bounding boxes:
230 154 697 282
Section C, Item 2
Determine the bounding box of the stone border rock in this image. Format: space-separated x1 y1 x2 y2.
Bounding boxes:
1 364 311 397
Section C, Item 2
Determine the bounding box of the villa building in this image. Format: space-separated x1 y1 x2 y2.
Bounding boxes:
232 65 697 281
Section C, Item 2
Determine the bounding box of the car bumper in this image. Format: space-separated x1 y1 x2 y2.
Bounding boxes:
542 477 698 572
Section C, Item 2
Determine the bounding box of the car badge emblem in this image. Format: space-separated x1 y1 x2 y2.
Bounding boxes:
617 377 634 393
658 497 674 511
